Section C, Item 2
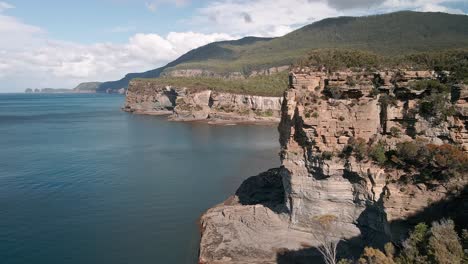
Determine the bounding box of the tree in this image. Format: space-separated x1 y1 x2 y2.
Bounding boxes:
358 244 396 264
427 219 464 264
312 214 342 264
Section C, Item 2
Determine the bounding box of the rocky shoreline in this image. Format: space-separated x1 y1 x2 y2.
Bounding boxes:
123 79 283 124
198 68 468 263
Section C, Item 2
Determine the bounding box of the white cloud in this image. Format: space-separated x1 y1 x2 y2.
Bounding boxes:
0 0 234 92
0 1 14 12
380 0 467 14
191 0 341 37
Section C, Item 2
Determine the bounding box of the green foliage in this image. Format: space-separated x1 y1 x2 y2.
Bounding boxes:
418 93 455 125
342 137 368 161
358 221 465 264
389 127 402 138
427 220 464 264
369 141 388 165
359 245 396 264
321 151 334 160
404 79 456 124
298 49 382 71
134 72 288 97
409 80 449 93
393 141 468 182
379 94 398 108
397 223 431 264
324 86 343 100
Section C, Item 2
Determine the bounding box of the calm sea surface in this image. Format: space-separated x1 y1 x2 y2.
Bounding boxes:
0 94 280 264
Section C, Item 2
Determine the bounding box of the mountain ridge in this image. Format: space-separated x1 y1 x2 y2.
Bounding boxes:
89 11 468 92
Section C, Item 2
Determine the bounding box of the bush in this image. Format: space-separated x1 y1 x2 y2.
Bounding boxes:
342 137 367 161
369 141 387 165
418 93 455 124
324 86 343 99
389 127 401 138
427 219 464 264
358 220 465 264
322 151 334 160
359 246 395 264
379 94 398 107
394 141 468 182
410 79 449 93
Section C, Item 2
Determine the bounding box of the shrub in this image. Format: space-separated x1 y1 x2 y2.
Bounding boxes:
369 141 387 165
389 126 402 138
396 223 430 264
427 219 464 264
418 93 455 124
358 245 395 264
346 76 357 87
379 94 398 107
322 151 334 160
410 79 449 93
394 141 468 182
324 86 343 99
342 137 367 161
359 220 465 264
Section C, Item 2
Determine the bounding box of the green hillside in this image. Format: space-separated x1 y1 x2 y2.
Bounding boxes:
97 11 468 92
133 72 289 97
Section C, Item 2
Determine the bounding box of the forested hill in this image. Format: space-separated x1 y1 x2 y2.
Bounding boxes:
96 11 468 92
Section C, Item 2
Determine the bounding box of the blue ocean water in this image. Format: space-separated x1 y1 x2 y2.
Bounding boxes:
0 94 280 264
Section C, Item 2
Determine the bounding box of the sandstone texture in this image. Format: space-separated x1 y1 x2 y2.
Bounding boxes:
124 80 283 123
199 68 468 263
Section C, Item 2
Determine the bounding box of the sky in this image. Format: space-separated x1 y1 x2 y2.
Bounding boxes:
0 0 467 92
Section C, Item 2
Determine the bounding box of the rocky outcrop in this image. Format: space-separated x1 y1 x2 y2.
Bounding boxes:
124 79 283 123
199 68 468 263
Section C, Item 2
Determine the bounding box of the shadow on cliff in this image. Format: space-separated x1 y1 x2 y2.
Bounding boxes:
234 168 287 214
276 184 468 264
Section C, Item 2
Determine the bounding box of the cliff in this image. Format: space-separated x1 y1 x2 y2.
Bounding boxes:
123 79 284 123
198 68 468 263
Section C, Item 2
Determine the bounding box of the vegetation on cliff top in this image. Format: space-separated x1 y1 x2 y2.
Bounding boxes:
297 49 468 81
341 137 468 183
133 72 289 97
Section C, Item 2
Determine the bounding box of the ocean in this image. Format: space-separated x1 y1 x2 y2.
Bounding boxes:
0 93 280 264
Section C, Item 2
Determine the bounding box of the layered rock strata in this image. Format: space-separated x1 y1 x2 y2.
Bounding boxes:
199 68 468 263
124 80 283 123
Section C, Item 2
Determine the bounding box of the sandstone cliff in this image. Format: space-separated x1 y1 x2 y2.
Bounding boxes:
124 79 283 123
199 68 468 263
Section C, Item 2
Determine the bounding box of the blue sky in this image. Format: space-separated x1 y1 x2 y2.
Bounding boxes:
0 0 467 92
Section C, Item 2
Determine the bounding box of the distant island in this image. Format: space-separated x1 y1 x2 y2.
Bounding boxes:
24 82 126 94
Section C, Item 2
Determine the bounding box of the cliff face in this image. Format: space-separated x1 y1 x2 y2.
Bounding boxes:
199 69 468 263
124 79 283 123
